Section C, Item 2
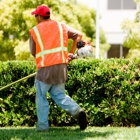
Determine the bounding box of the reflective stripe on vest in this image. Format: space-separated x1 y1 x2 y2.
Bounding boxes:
57 22 65 62
33 26 44 66
33 22 67 67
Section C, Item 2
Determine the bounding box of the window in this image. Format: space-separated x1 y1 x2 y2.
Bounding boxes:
108 0 136 10
107 44 129 58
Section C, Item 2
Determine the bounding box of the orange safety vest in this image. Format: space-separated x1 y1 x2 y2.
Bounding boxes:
30 20 68 69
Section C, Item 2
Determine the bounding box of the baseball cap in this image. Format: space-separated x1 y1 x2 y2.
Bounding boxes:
31 5 50 17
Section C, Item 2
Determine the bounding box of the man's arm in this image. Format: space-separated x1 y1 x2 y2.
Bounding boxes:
66 25 82 54
69 34 82 53
29 35 36 57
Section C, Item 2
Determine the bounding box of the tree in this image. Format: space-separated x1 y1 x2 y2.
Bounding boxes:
0 0 109 61
121 0 140 58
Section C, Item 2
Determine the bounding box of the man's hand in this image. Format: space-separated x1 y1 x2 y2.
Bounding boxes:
68 53 75 63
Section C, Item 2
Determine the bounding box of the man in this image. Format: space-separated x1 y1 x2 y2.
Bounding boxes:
29 4 87 131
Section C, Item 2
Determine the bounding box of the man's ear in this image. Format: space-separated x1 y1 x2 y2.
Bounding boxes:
39 15 41 20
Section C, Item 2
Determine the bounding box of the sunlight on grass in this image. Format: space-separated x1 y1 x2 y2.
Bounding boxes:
0 126 140 140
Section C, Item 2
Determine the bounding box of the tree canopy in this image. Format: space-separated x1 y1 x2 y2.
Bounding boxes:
0 0 109 61
121 0 140 58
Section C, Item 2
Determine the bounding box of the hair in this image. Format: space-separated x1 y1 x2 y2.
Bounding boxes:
43 16 50 19
43 12 50 19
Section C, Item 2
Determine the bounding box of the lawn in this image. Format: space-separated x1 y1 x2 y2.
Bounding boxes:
0 126 140 140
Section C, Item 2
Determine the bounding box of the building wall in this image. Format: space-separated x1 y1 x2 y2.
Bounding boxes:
102 0 137 58
100 1 137 44
77 0 138 58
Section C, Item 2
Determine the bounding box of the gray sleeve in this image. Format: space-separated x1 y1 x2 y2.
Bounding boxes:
29 35 36 57
66 25 82 40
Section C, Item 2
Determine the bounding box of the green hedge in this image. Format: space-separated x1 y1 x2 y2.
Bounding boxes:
0 59 140 127
0 61 36 126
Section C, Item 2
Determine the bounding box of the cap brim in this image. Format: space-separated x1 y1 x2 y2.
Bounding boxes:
31 11 37 15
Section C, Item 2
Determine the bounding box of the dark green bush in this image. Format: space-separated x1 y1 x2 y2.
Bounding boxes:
0 61 36 126
0 59 140 127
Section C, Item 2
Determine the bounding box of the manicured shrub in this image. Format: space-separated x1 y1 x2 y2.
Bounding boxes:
0 58 140 127
0 61 36 126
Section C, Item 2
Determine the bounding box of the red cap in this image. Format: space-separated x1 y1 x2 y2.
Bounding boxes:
31 5 50 17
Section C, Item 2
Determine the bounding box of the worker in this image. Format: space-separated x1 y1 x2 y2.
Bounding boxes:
29 4 88 132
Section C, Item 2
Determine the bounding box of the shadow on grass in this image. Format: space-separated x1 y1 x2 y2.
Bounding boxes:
0 127 115 140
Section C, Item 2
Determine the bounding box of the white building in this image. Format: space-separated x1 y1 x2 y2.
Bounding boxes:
77 0 138 58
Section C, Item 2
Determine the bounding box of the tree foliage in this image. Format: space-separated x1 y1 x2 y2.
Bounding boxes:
134 0 140 3
0 0 109 61
121 0 140 58
121 19 140 50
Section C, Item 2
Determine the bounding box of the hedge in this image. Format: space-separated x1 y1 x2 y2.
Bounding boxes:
0 58 140 127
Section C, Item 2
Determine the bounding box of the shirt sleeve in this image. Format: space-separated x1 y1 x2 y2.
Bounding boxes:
66 25 82 40
29 35 36 57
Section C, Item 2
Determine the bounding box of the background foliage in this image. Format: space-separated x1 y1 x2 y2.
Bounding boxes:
0 59 140 127
121 0 140 59
0 0 109 61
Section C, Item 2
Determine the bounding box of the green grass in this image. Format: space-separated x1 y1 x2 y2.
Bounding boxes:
0 126 140 140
